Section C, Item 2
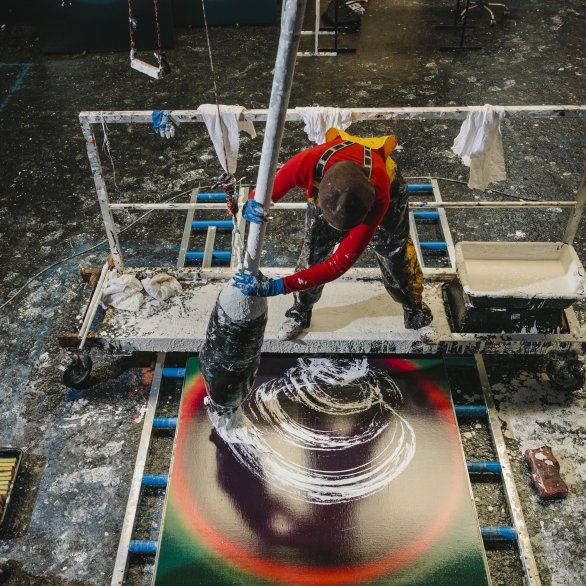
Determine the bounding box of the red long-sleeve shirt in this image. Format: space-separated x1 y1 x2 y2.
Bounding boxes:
249 138 391 293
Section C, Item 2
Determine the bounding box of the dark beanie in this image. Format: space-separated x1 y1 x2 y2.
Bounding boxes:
318 161 375 231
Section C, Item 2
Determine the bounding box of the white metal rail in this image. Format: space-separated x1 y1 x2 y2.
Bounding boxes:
80 104 586 272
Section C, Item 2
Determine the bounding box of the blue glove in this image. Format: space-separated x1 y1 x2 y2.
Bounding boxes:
242 200 267 225
232 272 285 297
152 110 175 139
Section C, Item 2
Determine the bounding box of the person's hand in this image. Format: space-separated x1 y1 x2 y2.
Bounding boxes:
232 272 285 297
242 200 267 225
152 110 175 139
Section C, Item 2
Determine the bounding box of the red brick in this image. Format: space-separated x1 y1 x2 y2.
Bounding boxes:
524 446 568 500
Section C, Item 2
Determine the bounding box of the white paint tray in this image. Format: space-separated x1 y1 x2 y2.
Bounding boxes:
455 242 586 309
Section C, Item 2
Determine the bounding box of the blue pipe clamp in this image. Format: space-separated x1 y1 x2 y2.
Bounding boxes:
192 220 234 229
153 417 178 429
480 526 517 541
162 367 186 379
129 540 158 555
454 405 488 417
186 251 232 261
467 461 502 474
196 192 227 202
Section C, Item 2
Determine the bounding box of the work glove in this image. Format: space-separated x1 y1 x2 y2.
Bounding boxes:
152 110 175 139
232 272 285 297
242 200 267 225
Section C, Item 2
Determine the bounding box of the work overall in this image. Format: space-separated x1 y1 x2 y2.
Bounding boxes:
287 140 427 328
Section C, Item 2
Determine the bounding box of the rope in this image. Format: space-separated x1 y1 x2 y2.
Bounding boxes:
200 0 231 175
152 0 163 56
127 0 136 58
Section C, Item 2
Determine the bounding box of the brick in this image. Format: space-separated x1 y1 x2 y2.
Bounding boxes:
524 446 568 500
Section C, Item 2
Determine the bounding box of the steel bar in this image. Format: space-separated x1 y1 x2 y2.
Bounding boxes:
480 526 518 541
153 417 178 429
454 404 488 417
107 200 577 210
142 474 168 487
79 118 124 270
79 105 586 124
563 168 586 246
201 226 217 268
177 190 198 268
77 262 109 348
475 354 542 586
162 368 186 378
111 353 165 586
128 540 157 555
467 461 502 474
432 178 457 269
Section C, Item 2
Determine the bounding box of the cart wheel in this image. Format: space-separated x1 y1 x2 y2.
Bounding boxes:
503 9 510 16
490 18 496 26
545 355 585 391
61 355 93 389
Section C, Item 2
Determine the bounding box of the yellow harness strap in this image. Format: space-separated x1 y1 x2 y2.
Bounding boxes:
324 127 398 182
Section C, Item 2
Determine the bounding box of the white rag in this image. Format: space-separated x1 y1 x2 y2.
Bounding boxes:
102 274 144 312
141 273 183 302
295 106 354 144
198 104 257 174
451 104 507 190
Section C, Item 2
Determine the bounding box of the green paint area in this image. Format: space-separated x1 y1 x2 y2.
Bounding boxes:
155 356 490 585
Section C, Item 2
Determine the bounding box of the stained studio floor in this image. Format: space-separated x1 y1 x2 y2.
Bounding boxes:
0 1 585 585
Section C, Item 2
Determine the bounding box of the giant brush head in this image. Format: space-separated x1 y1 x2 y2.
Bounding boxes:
318 161 375 231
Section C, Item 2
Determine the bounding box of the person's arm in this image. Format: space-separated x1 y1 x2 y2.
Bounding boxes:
282 189 389 293
248 150 310 203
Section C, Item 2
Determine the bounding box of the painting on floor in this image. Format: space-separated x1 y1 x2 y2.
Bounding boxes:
154 356 490 585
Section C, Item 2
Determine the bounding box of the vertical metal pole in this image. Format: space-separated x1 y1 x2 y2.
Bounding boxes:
177 189 199 268
80 116 124 270
243 0 308 274
563 168 586 246
314 0 321 55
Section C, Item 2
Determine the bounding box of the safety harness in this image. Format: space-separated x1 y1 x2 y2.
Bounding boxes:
310 140 373 203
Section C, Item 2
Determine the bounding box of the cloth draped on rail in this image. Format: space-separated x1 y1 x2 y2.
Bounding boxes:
451 104 507 190
295 106 354 144
198 104 257 174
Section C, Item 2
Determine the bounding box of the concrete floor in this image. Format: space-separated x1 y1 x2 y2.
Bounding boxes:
0 0 585 584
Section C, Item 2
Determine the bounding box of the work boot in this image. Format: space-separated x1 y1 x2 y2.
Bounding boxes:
277 306 312 341
403 302 433 330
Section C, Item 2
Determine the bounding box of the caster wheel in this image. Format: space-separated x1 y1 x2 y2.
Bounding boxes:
490 19 496 26
503 9 510 16
545 356 585 391
61 355 93 389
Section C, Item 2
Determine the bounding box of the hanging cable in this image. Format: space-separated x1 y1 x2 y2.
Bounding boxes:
201 0 244 260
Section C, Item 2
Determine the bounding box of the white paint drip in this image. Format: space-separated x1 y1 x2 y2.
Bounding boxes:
207 358 416 504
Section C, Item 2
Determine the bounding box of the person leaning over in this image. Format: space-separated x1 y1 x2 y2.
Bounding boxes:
232 127 432 340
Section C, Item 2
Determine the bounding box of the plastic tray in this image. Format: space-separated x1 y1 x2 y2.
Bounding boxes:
0 448 23 528
455 242 586 309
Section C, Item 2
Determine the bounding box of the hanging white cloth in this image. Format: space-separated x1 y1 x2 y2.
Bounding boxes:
295 106 354 144
451 104 507 190
198 104 257 174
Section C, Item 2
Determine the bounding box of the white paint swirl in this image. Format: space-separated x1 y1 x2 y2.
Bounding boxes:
207 358 416 504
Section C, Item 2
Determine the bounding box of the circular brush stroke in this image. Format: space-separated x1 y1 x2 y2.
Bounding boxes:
208 357 416 504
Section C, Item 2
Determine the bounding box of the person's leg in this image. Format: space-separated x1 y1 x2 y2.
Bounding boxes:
373 172 432 329
280 203 341 339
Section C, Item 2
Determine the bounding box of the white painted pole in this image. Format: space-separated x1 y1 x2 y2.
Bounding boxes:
243 0 308 275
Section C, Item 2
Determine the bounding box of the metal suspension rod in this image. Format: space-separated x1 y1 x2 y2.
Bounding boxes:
244 0 308 274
